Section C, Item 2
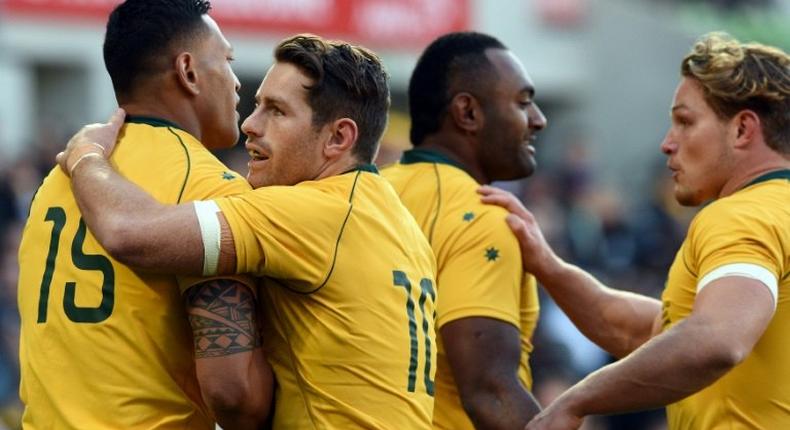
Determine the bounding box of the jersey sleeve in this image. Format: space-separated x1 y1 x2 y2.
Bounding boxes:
689 201 783 284
435 206 525 329
214 185 351 292
174 146 253 292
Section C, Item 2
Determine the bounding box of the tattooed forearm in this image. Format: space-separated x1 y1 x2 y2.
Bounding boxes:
185 279 260 359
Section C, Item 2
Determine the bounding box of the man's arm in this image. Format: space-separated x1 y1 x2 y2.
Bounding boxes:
442 317 541 429
56 109 236 276
526 276 774 430
479 186 660 357
184 279 273 429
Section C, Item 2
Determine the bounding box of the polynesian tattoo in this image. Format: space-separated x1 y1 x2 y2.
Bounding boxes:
185 279 260 358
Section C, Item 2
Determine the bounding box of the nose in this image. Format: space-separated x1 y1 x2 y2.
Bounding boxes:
660 130 676 155
241 111 260 138
233 72 241 93
529 103 547 131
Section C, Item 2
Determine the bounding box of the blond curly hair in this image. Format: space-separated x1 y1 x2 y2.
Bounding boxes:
681 32 790 154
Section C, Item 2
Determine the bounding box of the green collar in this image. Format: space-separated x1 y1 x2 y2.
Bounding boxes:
343 163 379 175
744 169 790 189
400 148 468 173
125 115 185 132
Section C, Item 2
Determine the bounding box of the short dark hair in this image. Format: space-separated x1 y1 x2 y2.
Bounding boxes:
104 0 212 98
681 32 790 154
274 34 391 163
408 32 506 146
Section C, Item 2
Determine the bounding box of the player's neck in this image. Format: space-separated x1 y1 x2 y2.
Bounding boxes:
718 152 790 198
314 152 366 181
119 101 200 140
418 136 489 184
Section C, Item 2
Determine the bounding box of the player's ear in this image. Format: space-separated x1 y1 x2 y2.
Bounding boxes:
732 109 761 149
448 92 483 134
324 118 358 159
175 52 200 96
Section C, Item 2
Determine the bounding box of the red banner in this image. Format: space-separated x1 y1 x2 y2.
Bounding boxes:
2 0 470 48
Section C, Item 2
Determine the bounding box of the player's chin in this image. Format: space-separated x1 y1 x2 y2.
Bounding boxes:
511 157 537 179
673 186 701 207
246 171 267 190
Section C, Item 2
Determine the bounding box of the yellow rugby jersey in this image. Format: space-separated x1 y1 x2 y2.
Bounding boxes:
382 149 539 430
661 170 790 430
17 117 251 430
215 165 437 429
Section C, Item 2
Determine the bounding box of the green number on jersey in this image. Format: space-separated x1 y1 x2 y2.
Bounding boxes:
393 270 435 396
37 207 116 323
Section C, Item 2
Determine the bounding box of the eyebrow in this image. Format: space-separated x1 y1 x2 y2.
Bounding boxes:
261 95 289 107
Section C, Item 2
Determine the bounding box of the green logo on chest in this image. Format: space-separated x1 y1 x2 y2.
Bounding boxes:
484 247 500 262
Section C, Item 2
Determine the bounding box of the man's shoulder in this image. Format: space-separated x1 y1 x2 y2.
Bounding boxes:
693 189 774 233
438 180 511 228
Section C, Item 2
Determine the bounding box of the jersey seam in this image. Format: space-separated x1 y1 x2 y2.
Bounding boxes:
287 170 362 295
167 127 191 204
428 163 441 245
682 250 696 278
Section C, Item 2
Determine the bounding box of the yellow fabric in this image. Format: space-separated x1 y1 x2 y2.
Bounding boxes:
17 121 251 430
382 160 539 430
216 170 437 429
662 178 790 430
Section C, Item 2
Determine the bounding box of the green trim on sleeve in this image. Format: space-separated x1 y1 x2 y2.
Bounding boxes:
167 128 191 203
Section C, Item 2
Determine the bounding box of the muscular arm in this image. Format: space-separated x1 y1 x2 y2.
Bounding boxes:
442 318 541 429
537 261 661 357
479 186 660 357
185 279 273 429
57 110 237 275
528 276 774 429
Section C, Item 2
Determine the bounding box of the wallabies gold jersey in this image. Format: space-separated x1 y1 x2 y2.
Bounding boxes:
215 166 437 429
382 149 539 430
17 117 251 429
662 171 790 429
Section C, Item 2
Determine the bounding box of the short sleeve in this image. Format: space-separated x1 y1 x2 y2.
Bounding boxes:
174 146 252 291
214 185 351 292
435 207 524 329
690 201 783 283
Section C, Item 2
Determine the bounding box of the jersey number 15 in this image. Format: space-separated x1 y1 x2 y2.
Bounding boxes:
37 207 115 324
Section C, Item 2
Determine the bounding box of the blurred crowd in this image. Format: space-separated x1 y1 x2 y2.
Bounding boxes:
0 122 696 429
510 140 696 430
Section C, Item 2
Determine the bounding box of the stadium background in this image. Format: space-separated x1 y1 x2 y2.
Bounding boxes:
0 0 788 428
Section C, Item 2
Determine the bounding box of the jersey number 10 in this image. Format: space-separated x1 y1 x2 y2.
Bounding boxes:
393 270 435 396
37 207 116 324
